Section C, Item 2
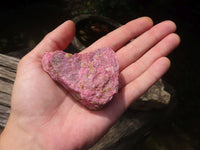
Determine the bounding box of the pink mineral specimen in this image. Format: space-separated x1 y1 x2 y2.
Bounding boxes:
42 47 119 110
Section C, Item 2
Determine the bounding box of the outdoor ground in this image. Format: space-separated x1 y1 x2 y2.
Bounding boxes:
0 0 199 149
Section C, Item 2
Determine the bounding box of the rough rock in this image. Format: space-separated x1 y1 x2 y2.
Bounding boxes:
42 47 119 110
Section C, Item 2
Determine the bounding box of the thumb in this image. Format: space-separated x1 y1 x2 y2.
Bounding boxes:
30 20 75 59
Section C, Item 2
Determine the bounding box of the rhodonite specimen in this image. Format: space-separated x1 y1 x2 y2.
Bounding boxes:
42 47 119 110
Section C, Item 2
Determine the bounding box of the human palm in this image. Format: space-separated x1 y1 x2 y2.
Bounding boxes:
1 17 180 150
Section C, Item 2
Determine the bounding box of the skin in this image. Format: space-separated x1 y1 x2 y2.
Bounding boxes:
0 17 180 150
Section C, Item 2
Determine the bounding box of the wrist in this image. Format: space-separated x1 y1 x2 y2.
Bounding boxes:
0 115 41 150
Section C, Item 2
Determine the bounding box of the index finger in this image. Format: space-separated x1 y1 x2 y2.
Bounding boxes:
82 17 153 53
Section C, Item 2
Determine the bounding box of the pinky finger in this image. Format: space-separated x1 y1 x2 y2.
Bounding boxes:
117 57 171 110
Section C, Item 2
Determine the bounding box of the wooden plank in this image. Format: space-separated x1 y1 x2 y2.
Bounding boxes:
0 54 19 127
0 80 13 97
0 90 11 106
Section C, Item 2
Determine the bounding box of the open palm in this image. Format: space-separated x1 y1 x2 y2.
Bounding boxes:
4 17 180 150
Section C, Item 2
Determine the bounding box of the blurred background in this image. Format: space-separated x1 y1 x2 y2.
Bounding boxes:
0 0 199 149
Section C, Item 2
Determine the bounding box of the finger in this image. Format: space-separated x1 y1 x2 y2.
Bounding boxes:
82 17 153 53
119 33 180 88
117 20 177 71
117 57 171 109
31 20 75 58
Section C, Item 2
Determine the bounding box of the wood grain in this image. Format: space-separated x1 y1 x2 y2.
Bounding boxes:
0 54 19 127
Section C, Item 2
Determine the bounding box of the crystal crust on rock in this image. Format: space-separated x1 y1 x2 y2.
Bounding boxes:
42 47 119 110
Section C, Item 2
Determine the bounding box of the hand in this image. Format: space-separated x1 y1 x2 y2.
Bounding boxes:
0 17 180 150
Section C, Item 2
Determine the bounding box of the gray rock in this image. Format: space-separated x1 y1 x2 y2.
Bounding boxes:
130 79 171 110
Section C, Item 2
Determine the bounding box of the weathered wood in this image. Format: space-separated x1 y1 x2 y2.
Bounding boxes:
0 54 19 127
